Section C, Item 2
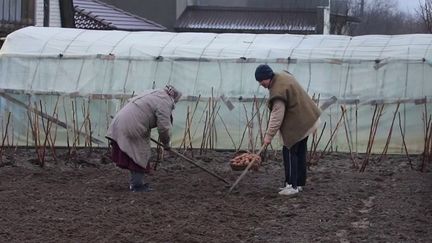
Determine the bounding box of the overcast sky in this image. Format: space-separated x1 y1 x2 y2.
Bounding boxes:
396 0 424 13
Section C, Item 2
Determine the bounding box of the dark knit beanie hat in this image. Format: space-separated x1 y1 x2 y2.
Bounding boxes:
255 64 274 81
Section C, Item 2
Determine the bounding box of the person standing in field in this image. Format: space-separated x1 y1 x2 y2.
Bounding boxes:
255 64 321 196
106 85 182 192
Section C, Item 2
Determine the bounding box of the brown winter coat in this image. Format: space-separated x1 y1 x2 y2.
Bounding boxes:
268 72 321 148
106 89 174 168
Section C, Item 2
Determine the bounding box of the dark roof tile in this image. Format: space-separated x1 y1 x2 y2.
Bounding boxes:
74 0 166 31
175 6 317 34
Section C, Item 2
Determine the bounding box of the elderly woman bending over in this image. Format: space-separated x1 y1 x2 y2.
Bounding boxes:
106 85 182 192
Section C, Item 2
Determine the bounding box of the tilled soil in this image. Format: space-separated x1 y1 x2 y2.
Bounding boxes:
0 148 431 243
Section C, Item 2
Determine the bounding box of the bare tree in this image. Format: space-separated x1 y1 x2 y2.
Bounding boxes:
350 0 424 35
417 0 432 33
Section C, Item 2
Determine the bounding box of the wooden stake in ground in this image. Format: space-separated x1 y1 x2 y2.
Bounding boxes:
185 95 201 153
38 100 50 166
422 117 432 172
308 122 326 166
341 106 357 168
379 102 400 162
237 103 262 151
180 105 190 150
308 94 332 165
319 106 347 160
254 96 266 151
397 112 413 169
421 102 431 172
217 112 236 149
0 112 11 161
360 104 385 172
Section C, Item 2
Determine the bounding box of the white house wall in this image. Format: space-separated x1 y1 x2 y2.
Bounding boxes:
35 0 61 27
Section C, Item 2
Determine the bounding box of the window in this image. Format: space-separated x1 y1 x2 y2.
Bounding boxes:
0 0 34 24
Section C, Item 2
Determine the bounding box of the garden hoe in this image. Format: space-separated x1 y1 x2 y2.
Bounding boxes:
150 138 230 185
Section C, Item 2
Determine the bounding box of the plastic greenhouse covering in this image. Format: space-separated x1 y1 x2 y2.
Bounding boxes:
0 26 431 153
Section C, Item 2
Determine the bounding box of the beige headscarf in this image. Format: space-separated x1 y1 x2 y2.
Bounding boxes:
164 85 182 103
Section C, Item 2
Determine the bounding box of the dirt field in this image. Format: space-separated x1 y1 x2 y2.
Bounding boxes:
0 148 431 243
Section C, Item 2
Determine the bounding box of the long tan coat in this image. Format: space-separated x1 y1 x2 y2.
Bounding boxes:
106 89 174 168
268 71 321 148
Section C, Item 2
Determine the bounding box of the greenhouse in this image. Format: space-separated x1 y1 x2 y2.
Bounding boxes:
0 26 431 154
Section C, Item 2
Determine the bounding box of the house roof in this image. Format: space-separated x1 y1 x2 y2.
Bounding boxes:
73 0 166 31
175 6 318 34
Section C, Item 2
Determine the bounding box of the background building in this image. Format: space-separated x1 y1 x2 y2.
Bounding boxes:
0 0 166 47
99 0 358 34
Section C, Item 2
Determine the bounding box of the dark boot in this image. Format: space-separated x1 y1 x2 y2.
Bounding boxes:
129 183 153 192
129 171 153 192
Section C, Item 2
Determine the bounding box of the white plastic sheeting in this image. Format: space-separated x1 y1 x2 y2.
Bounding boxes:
0 27 431 153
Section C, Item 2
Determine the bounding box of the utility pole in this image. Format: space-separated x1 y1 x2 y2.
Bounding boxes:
323 0 331 35
43 0 50 27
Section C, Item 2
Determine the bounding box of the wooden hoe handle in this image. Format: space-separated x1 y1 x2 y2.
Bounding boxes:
150 138 229 185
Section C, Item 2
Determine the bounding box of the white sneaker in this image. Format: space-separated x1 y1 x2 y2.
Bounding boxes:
279 184 303 192
279 183 292 190
278 187 299 196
